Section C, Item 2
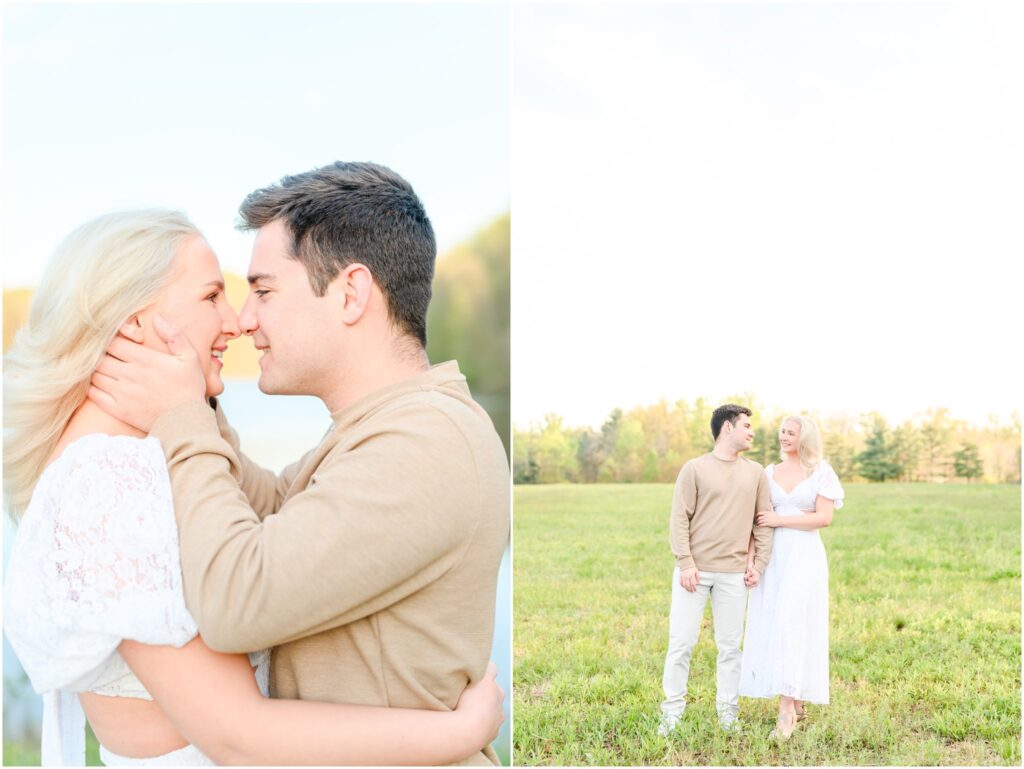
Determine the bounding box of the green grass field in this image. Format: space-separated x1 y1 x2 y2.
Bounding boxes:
513 483 1021 766
3 728 101 766
2 732 507 768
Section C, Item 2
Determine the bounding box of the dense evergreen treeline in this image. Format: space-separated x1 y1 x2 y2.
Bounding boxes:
513 397 1020 484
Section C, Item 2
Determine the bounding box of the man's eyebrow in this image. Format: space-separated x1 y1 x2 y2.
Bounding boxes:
247 272 277 285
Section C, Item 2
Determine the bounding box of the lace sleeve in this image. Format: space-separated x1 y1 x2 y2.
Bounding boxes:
3 435 198 694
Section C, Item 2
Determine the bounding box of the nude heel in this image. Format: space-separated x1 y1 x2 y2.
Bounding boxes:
769 711 797 741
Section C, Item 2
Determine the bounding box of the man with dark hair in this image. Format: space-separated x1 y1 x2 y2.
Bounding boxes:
90 162 509 765
658 404 773 736
238 161 436 347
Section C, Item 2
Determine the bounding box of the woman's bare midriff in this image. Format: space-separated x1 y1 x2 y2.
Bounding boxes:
78 691 189 758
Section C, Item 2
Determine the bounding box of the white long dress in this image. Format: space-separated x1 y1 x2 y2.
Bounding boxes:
3 434 269 766
738 461 844 705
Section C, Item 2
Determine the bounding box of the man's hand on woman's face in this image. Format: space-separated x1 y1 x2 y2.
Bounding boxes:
88 315 207 432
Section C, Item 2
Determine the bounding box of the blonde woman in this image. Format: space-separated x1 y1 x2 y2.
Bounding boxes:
738 415 844 739
3 210 503 766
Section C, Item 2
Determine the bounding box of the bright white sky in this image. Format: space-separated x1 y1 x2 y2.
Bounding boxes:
2 3 509 288
512 2 1023 430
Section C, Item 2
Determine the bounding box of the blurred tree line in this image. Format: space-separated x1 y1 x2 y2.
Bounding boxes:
426 213 510 456
514 397 1020 484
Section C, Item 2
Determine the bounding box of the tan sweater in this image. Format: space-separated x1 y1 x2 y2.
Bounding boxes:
669 452 774 575
149 361 509 766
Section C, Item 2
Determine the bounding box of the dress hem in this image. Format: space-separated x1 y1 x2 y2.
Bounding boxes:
739 690 829 705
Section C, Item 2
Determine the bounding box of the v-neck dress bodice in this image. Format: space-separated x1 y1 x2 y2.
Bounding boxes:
768 461 844 515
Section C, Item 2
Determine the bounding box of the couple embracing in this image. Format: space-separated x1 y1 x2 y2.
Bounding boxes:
4 162 509 765
659 404 844 740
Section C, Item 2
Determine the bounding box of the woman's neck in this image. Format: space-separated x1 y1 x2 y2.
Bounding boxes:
780 452 814 478
51 400 146 463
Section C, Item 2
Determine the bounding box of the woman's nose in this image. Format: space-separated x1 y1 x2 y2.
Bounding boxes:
221 301 241 339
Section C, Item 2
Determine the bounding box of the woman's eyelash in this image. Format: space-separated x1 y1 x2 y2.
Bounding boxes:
206 291 221 302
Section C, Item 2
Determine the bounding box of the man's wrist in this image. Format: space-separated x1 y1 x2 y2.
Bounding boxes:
677 557 696 572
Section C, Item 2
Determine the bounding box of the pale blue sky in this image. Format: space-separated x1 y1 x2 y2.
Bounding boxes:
3 3 509 287
512 2 1023 428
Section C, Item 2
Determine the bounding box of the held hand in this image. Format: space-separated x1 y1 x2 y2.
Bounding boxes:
454 661 505 751
755 511 782 528
744 564 761 588
679 567 700 593
88 315 207 432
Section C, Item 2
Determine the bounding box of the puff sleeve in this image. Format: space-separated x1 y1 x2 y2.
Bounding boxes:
3 435 197 697
816 461 845 510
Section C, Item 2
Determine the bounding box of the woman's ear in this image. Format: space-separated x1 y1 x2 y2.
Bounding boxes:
119 313 145 344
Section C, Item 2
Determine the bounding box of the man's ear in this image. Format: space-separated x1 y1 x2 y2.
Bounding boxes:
337 263 374 326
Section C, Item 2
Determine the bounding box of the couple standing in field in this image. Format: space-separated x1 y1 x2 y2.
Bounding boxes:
659 404 844 740
4 162 509 765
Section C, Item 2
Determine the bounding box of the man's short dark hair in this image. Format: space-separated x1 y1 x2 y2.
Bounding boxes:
238 161 436 346
711 404 752 441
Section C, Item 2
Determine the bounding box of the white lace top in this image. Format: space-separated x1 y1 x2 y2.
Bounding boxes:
3 434 268 766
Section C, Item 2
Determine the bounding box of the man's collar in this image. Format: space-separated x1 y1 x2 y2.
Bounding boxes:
328 360 466 424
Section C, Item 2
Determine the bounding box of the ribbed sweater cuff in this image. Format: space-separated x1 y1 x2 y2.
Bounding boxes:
676 556 697 572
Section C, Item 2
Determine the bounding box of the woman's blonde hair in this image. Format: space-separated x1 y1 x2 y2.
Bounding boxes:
3 210 201 520
780 414 823 473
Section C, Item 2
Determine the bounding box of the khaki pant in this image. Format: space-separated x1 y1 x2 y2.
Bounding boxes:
660 568 747 721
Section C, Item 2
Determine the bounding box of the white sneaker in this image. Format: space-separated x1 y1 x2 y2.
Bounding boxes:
658 712 682 737
719 715 742 733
